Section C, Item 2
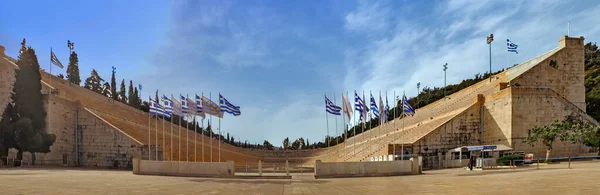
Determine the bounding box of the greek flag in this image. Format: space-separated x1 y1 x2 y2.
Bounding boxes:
139 84 142 91
378 94 385 122
219 94 241 116
195 94 206 118
161 95 172 117
355 92 367 124
507 39 518 54
325 95 341 115
401 95 415 116
180 95 189 114
370 93 380 119
50 48 64 68
384 96 390 123
149 98 165 116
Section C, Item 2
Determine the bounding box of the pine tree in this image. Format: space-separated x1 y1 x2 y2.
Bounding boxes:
83 69 104 94
111 67 117 100
101 82 112 97
128 80 134 105
66 51 81 85
119 79 127 103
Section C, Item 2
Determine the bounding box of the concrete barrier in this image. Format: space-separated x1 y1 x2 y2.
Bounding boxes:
314 157 422 178
133 158 235 177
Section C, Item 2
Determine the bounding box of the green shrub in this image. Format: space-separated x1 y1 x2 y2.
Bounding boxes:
496 154 524 166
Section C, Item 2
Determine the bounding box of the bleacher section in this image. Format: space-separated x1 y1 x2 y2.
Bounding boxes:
16 36 590 167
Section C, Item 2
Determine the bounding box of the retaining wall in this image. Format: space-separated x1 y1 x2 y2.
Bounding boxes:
133 158 235 177
314 157 421 178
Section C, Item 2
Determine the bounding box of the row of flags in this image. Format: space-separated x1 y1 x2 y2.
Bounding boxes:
325 91 415 127
149 94 240 118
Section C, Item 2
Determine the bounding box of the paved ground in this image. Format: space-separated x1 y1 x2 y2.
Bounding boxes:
1 161 599 195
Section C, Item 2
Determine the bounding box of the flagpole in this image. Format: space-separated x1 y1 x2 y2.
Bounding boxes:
170 112 173 161
353 90 356 158
401 91 405 159
210 92 213 163
162 111 165 161
202 93 205 162
379 90 382 157
362 90 365 159
195 116 197 162
341 92 347 160
202 118 205 162
334 93 339 149
325 94 331 148
49 47 52 87
155 107 158 161
148 96 151 160
369 91 372 158
218 111 221 162
186 95 190 162
393 91 396 159
178 111 181 161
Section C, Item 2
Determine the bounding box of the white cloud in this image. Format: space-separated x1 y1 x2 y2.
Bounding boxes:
344 0 391 34
342 0 600 120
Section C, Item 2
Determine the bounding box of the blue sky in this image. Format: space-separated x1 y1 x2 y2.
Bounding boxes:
1 0 600 146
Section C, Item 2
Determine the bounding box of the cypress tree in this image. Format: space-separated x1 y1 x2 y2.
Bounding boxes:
66 51 81 85
12 43 56 165
119 79 127 103
133 87 140 108
128 80 134 105
111 67 117 100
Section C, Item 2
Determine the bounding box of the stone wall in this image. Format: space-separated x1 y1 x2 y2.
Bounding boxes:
482 88 512 146
76 107 145 168
42 94 79 166
511 36 586 111
8 94 151 169
405 103 481 169
511 88 592 158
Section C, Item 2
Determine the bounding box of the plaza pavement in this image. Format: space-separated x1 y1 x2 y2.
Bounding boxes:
1 161 599 194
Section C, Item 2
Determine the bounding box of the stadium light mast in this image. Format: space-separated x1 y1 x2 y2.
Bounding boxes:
443 63 448 100
486 34 494 81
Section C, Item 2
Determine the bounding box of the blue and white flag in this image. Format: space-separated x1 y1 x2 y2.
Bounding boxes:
149 98 165 117
401 95 415 116
161 95 172 118
384 96 390 123
50 48 64 68
354 91 365 122
195 94 206 118
219 94 241 116
180 95 189 114
378 94 385 122
355 92 367 125
325 95 341 115
507 39 518 54
138 84 142 91
370 93 380 119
